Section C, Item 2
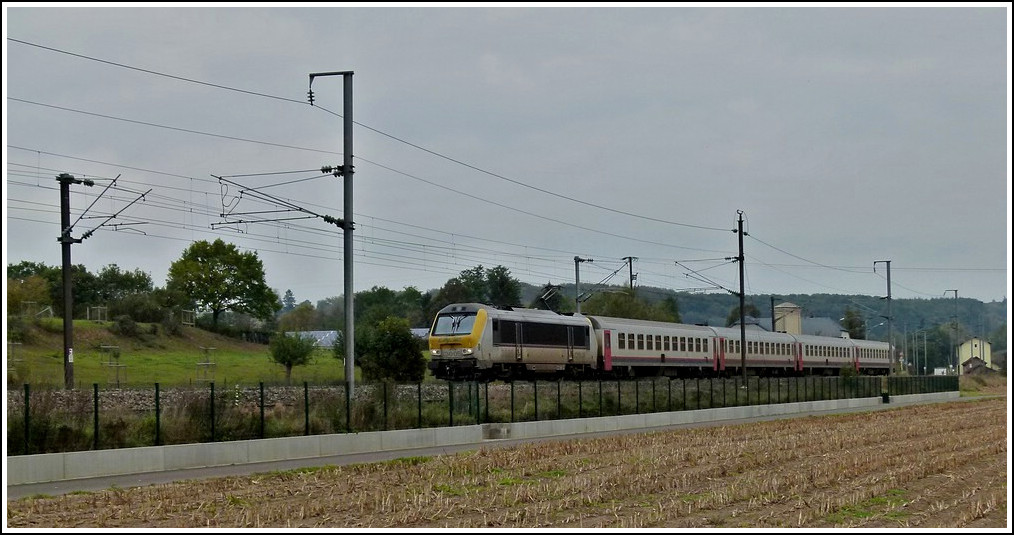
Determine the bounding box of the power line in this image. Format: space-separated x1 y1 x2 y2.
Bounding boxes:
9 98 342 155
8 37 730 233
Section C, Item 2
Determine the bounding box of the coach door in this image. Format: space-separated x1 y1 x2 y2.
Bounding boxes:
514 322 523 361
713 337 726 371
602 330 613 371
567 326 575 362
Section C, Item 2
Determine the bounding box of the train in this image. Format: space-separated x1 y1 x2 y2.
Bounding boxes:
427 302 893 381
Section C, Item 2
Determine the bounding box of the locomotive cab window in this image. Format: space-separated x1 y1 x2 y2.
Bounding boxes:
432 312 478 336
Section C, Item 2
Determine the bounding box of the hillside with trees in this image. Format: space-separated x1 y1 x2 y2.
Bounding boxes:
7 255 1006 382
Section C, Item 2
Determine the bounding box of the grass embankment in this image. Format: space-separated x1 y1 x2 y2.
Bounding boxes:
6 318 351 387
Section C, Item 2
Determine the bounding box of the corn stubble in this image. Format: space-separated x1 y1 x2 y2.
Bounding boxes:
7 396 1007 528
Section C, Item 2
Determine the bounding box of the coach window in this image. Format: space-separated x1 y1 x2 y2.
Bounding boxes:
703 338 708 353
679 337 686 352
646 335 654 351
618 333 626 350
664 336 671 351
637 334 645 350
655 335 662 352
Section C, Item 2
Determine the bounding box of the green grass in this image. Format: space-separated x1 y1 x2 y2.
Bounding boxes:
824 488 910 524
6 319 354 387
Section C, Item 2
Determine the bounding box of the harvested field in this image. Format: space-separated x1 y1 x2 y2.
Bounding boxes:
7 395 1008 529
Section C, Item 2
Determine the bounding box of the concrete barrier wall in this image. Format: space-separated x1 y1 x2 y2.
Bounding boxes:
6 392 960 486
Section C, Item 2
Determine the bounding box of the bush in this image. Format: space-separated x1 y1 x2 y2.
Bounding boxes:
161 313 183 337
6 315 36 344
359 317 427 383
109 315 140 338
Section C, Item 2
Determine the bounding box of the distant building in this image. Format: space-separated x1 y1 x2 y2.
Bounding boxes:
285 328 430 347
735 302 847 338
958 337 999 375
287 330 338 348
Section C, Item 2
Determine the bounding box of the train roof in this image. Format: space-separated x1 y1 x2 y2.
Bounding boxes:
709 325 798 342
435 303 591 325
587 315 717 334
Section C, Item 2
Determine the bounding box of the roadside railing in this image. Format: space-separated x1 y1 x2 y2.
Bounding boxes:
6 374 959 456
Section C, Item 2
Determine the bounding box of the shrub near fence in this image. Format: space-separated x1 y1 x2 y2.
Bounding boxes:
5 375 959 456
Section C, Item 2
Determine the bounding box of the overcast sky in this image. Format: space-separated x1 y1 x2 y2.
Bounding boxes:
4 4 1010 309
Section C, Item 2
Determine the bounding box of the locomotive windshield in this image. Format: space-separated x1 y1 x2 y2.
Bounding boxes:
431 312 478 336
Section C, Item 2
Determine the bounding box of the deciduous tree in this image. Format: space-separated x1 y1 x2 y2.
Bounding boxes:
166 239 280 330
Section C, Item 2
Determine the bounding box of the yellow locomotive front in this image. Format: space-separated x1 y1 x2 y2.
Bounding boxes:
427 303 488 380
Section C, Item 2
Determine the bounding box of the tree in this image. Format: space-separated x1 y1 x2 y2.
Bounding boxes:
96 264 153 302
281 290 297 313
726 303 761 327
268 331 318 384
358 316 426 382
841 307 866 339
428 278 475 320
6 274 51 316
356 286 402 326
166 239 281 330
278 301 318 332
582 288 677 322
457 265 488 303
428 265 522 318
486 265 521 307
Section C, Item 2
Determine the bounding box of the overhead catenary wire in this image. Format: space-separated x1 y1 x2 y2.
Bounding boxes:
7 37 730 232
6 38 1000 300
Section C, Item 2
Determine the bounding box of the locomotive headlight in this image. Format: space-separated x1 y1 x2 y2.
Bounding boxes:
462 348 474 355
430 349 442 356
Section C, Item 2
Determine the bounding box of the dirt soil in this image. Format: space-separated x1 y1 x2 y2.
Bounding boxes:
7 389 1008 529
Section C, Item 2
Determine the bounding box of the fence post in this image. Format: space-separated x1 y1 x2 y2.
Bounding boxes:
533 380 539 421
449 381 454 427
484 381 489 423
383 382 388 431
93 383 99 450
155 383 161 446
510 380 515 423
616 380 621 416
210 382 216 442
557 380 561 420
345 382 351 433
635 379 640 414
598 379 603 417
417 382 422 429
304 381 310 436
23 383 30 455
259 382 265 439
578 381 583 418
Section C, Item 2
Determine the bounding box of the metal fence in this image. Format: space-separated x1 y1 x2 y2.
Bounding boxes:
6 374 959 456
